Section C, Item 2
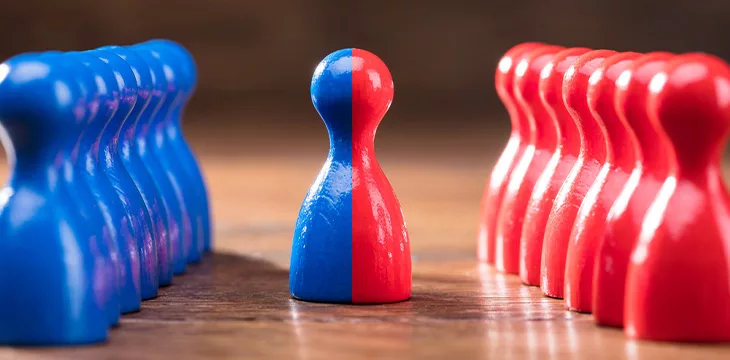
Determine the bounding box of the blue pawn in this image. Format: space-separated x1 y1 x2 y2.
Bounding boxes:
132 46 192 275
100 45 176 288
72 51 150 313
144 39 213 254
89 49 161 300
0 54 110 345
50 52 123 325
136 41 203 263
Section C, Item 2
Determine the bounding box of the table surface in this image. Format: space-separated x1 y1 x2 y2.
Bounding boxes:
1 110 729 359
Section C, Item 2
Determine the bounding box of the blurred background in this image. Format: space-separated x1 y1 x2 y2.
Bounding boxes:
2 0 727 125
0 0 728 252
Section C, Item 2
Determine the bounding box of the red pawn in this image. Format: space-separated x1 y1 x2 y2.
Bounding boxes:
478 42 542 264
592 53 674 327
563 52 641 313
519 48 591 285
495 45 563 274
625 53 730 342
541 50 616 298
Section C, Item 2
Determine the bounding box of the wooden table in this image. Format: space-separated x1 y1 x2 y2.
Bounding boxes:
1 110 728 359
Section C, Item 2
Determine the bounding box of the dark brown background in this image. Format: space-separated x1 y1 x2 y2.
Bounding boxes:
1 0 727 125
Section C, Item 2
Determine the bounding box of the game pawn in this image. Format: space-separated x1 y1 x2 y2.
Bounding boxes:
477 42 541 264
289 48 411 304
74 51 152 315
0 54 111 345
519 48 590 286
540 50 615 298
142 39 213 254
592 52 674 327
624 53 730 342
494 44 562 274
132 45 193 278
133 42 204 264
562 52 641 313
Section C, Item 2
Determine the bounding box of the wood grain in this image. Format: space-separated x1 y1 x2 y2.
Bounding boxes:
0 114 728 359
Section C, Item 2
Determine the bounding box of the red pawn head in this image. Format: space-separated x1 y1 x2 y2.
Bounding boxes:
649 53 730 171
496 42 543 130
351 49 394 137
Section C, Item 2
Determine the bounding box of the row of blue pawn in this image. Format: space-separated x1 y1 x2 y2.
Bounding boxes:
0 39 211 345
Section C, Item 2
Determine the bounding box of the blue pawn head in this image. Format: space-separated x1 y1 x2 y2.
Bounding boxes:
90 49 139 107
131 45 169 122
310 48 394 140
67 51 110 130
133 44 179 100
0 54 86 152
74 51 119 102
100 46 153 100
141 39 197 96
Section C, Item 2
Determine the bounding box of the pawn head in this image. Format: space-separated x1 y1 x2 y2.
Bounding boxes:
587 52 641 127
0 54 85 142
495 42 542 120
102 46 154 97
648 53 730 161
310 48 394 138
135 42 183 98
538 48 591 113
132 46 167 95
91 49 140 125
614 52 674 130
513 45 563 117
563 50 617 116
142 39 198 95
91 49 139 97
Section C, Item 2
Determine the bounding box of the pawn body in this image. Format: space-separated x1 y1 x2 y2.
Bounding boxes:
625 53 730 342
290 49 411 304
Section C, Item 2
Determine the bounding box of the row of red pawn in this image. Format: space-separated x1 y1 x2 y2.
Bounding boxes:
478 42 730 342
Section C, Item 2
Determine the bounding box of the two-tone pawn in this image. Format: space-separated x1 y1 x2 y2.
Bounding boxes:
290 49 411 304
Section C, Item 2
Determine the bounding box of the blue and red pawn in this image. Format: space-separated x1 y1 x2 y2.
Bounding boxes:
289 48 412 304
